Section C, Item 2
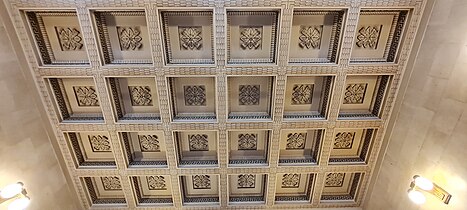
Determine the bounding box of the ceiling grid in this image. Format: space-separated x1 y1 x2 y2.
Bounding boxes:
3 0 426 209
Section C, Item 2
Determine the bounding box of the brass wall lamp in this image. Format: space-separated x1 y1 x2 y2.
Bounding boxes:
407 175 451 205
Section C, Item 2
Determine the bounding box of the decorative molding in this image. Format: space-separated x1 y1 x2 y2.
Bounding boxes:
281 174 300 188
291 84 313 105
25 11 89 65
321 173 362 201
299 25 322 49
184 85 206 106
129 86 153 106
121 133 167 167
356 25 382 49
343 83 367 104
89 135 111 152
325 173 345 187
101 176 122 191
192 175 211 189
138 135 160 152
238 133 257 150
351 10 409 63
188 134 209 151
227 11 278 64
286 133 307 150
238 85 260 105
160 11 214 65
178 26 203 50
84 177 126 204
117 26 143 50
55 27 83 51
333 132 355 149
147 176 166 190
68 133 116 167
132 177 173 205
238 174 255 188
73 86 99 107
239 26 262 50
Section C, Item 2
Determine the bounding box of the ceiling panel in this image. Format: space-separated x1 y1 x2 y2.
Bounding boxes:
3 0 425 208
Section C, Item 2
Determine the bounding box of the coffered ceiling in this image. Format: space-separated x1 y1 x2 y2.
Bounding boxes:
2 0 426 209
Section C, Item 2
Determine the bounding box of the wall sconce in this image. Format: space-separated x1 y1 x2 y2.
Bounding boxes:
0 182 30 210
408 175 451 205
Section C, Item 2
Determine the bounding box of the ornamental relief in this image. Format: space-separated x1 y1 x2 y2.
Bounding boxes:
282 173 300 188
117 26 143 50
343 83 368 104
89 135 111 152
192 175 211 189
291 84 314 105
238 134 257 150
73 86 99 107
55 27 83 51
238 85 260 105
356 25 382 49
138 135 160 152
184 85 207 106
325 173 345 187
286 133 307 150
178 26 203 50
334 132 355 149
239 26 262 50
129 86 152 106
147 176 166 190
298 25 322 49
188 134 209 151
101 176 122 190
238 174 255 188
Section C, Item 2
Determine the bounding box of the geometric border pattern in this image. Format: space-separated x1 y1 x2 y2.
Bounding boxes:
4 0 427 209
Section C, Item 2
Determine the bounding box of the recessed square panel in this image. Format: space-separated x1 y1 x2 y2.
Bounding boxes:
278 129 323 165
228 76 274 120
227 11 279 64
174 131 218 167
284 76 333 120
350 10 408 63
47 78 104 122
168 77 216 122
93 11 152 65
275 173 314 203
132 176 173 206
107 77 160 122
339 75 390 119
228 174 267 204
321 172 363 202
289 10 345 64
160 11 214 65
82 176 126 206
329 129 375 164
25 11 89 65
66 132 116 168
120 132 167 167
180 175 219 205
229 130 270 166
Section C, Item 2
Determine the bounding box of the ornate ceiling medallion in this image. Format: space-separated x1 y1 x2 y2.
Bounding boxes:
298 25 322 49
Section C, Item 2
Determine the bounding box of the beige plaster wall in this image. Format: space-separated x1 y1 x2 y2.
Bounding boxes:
365 0 467 209
0 3 79 210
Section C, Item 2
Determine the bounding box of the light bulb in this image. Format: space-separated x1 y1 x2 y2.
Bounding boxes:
0 183 23 199
408 189 426 204
414 176 434 191
8 197 30 210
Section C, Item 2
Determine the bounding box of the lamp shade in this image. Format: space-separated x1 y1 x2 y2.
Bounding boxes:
408 189 426 204
414 176 434 191
8 197 30 210
0 183 23 199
